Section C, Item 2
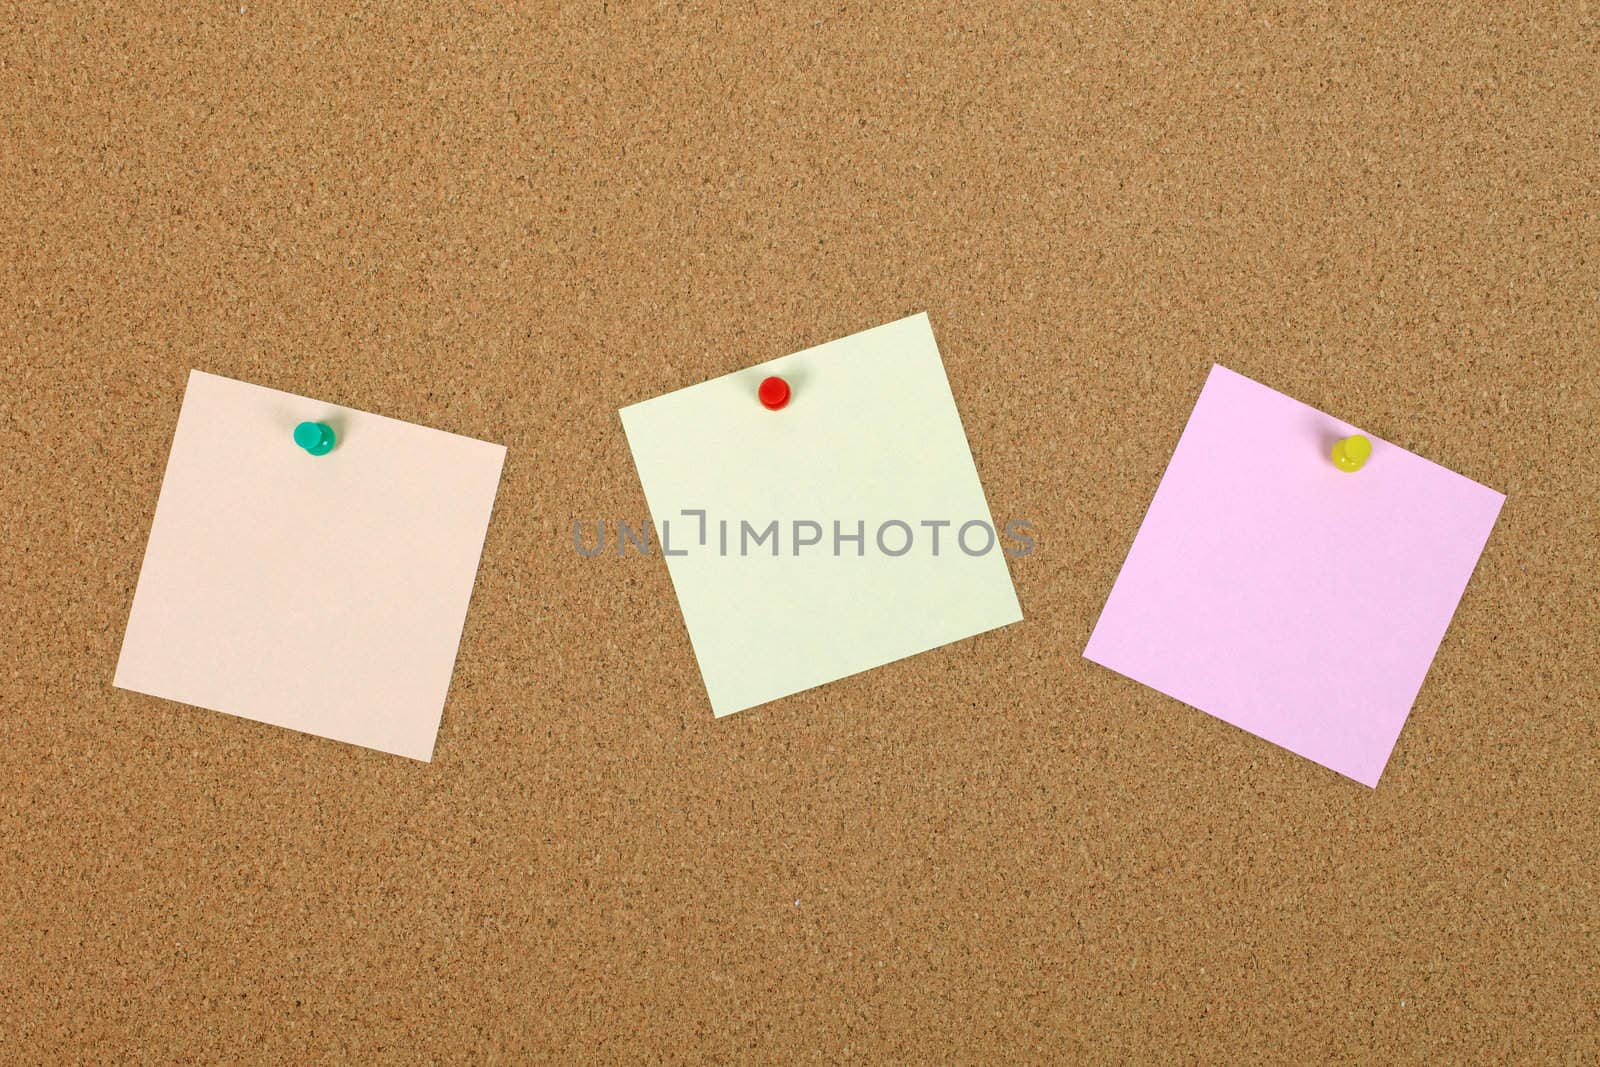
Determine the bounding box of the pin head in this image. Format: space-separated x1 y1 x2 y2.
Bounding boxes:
294 421 336 456
1331 433 1371 473
758 376 790 411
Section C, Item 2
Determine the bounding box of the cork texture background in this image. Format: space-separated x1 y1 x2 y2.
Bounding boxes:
3 2 1597 1062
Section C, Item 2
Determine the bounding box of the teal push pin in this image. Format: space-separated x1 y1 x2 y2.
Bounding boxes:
293 421 336 456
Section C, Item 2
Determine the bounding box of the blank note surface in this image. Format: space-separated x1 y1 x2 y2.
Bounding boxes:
1084 365 1504 786
620 314 1023 718
115 371 505 761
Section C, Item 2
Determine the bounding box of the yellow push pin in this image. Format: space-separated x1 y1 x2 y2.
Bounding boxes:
1331 434 1371 473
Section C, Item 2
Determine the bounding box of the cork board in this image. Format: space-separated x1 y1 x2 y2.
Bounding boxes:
2 3 1597 1062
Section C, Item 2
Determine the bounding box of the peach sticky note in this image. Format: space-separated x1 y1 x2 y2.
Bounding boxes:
115 371 505 761
1084 365 1504 787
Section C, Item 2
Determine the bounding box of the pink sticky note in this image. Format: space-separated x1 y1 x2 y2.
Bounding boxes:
115 371 506 761
1084 365 1504 787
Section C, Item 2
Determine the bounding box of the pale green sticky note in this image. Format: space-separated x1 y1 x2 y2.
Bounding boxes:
619 313 1023 717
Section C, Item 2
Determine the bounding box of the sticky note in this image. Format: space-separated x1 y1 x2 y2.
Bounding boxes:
620 313 1023 718
115 371 506 761
1084 364 1504 787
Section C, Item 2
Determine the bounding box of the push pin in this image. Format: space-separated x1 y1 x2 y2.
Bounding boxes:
293 421 337 456
1331 433 1370 473
758 376 790 411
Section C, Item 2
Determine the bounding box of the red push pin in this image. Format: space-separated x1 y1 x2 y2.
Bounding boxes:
758 375 791 410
